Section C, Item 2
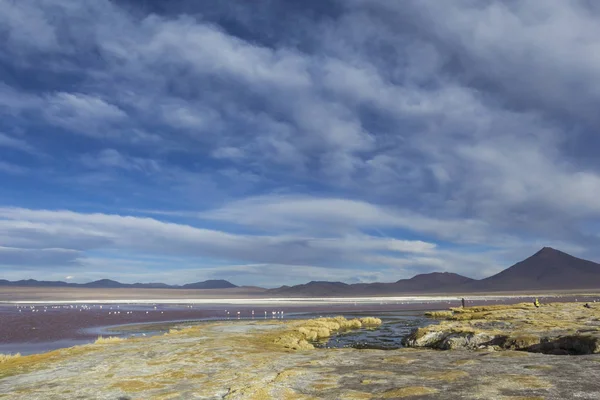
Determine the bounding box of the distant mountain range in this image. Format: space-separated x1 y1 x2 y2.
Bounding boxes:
265 272 474 297
269 247 600 296
0 278 237 290
2 247 600 294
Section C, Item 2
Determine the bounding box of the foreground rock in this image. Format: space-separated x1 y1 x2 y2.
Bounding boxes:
404 302 600 354
1 315 600 399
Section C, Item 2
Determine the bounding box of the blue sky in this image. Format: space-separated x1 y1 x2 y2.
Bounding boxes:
1 0 600 287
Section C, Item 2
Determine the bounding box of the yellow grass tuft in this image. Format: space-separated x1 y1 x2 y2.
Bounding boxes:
360 317 383 327
0 353 21 364
450 303 534 314
94 336 125 344
167 326 199 335
425 310 454 318
421 370 470 382
272 316 382 350
0 344 98 380
342 391 373 399
111 379 165 392
381 386 438 398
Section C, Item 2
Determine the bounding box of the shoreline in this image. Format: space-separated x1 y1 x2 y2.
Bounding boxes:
2 285 600 303
1 293 591 305
2 314 600 399
3 295 599 357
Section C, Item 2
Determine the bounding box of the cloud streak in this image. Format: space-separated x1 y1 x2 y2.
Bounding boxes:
0 0 600 284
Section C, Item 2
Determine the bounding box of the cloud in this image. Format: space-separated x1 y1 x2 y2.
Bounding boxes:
0 161 27 175
0 0 61 55
80 149 160 174
200 195 494 244
0 133 36 154
43 92 127 136
0 207 439 273
391 0 600 125
1 1 600 284
0 246 81 267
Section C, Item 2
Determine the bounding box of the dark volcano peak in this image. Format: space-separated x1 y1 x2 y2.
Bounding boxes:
470 247 600 291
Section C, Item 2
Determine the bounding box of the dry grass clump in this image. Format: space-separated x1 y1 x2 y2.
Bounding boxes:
360 317 382 327
273 316 381 350
342 391 373 399
503 334 541 349
0 353 21 363
94 336 125 344
111 379 166 392
425 311 454 318
298 316 380 339
500 374 552 389
0 344 98 380
382 356 416 364
381 386 438 398
502 397 545 400
421 370 469 382
450 303 533 314
410 327 433 341
167 326 198 335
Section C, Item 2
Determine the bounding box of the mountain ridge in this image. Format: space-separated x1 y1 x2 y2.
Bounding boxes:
0 278 238 290
266 271 475 297
3 247 600 294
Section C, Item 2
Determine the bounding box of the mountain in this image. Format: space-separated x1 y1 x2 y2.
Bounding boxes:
467 247 600 291
395 272 475 291
268 273 475 297
181 279 238 289
267 281 351 296
129 282 173 289
81 279 124 288
267 248 600 296
3 279 72 287
0 279 238 290
3 247 600 293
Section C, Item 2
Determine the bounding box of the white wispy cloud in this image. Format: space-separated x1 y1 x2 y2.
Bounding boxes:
0 133 36 154
0 207 440 274
1 0 600 283
0 161 27 175
80 149 160 174
200 195 494 244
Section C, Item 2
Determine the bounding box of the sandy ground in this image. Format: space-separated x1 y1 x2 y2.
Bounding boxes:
1 316 599 399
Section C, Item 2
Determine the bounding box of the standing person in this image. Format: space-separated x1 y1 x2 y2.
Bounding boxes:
461 298 466 308
534 298 540 308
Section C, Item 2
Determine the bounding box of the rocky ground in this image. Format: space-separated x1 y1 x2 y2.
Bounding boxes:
1 309 599 399
404 301 600 354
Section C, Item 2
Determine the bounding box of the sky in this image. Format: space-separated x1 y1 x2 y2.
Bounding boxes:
2 0 600 287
